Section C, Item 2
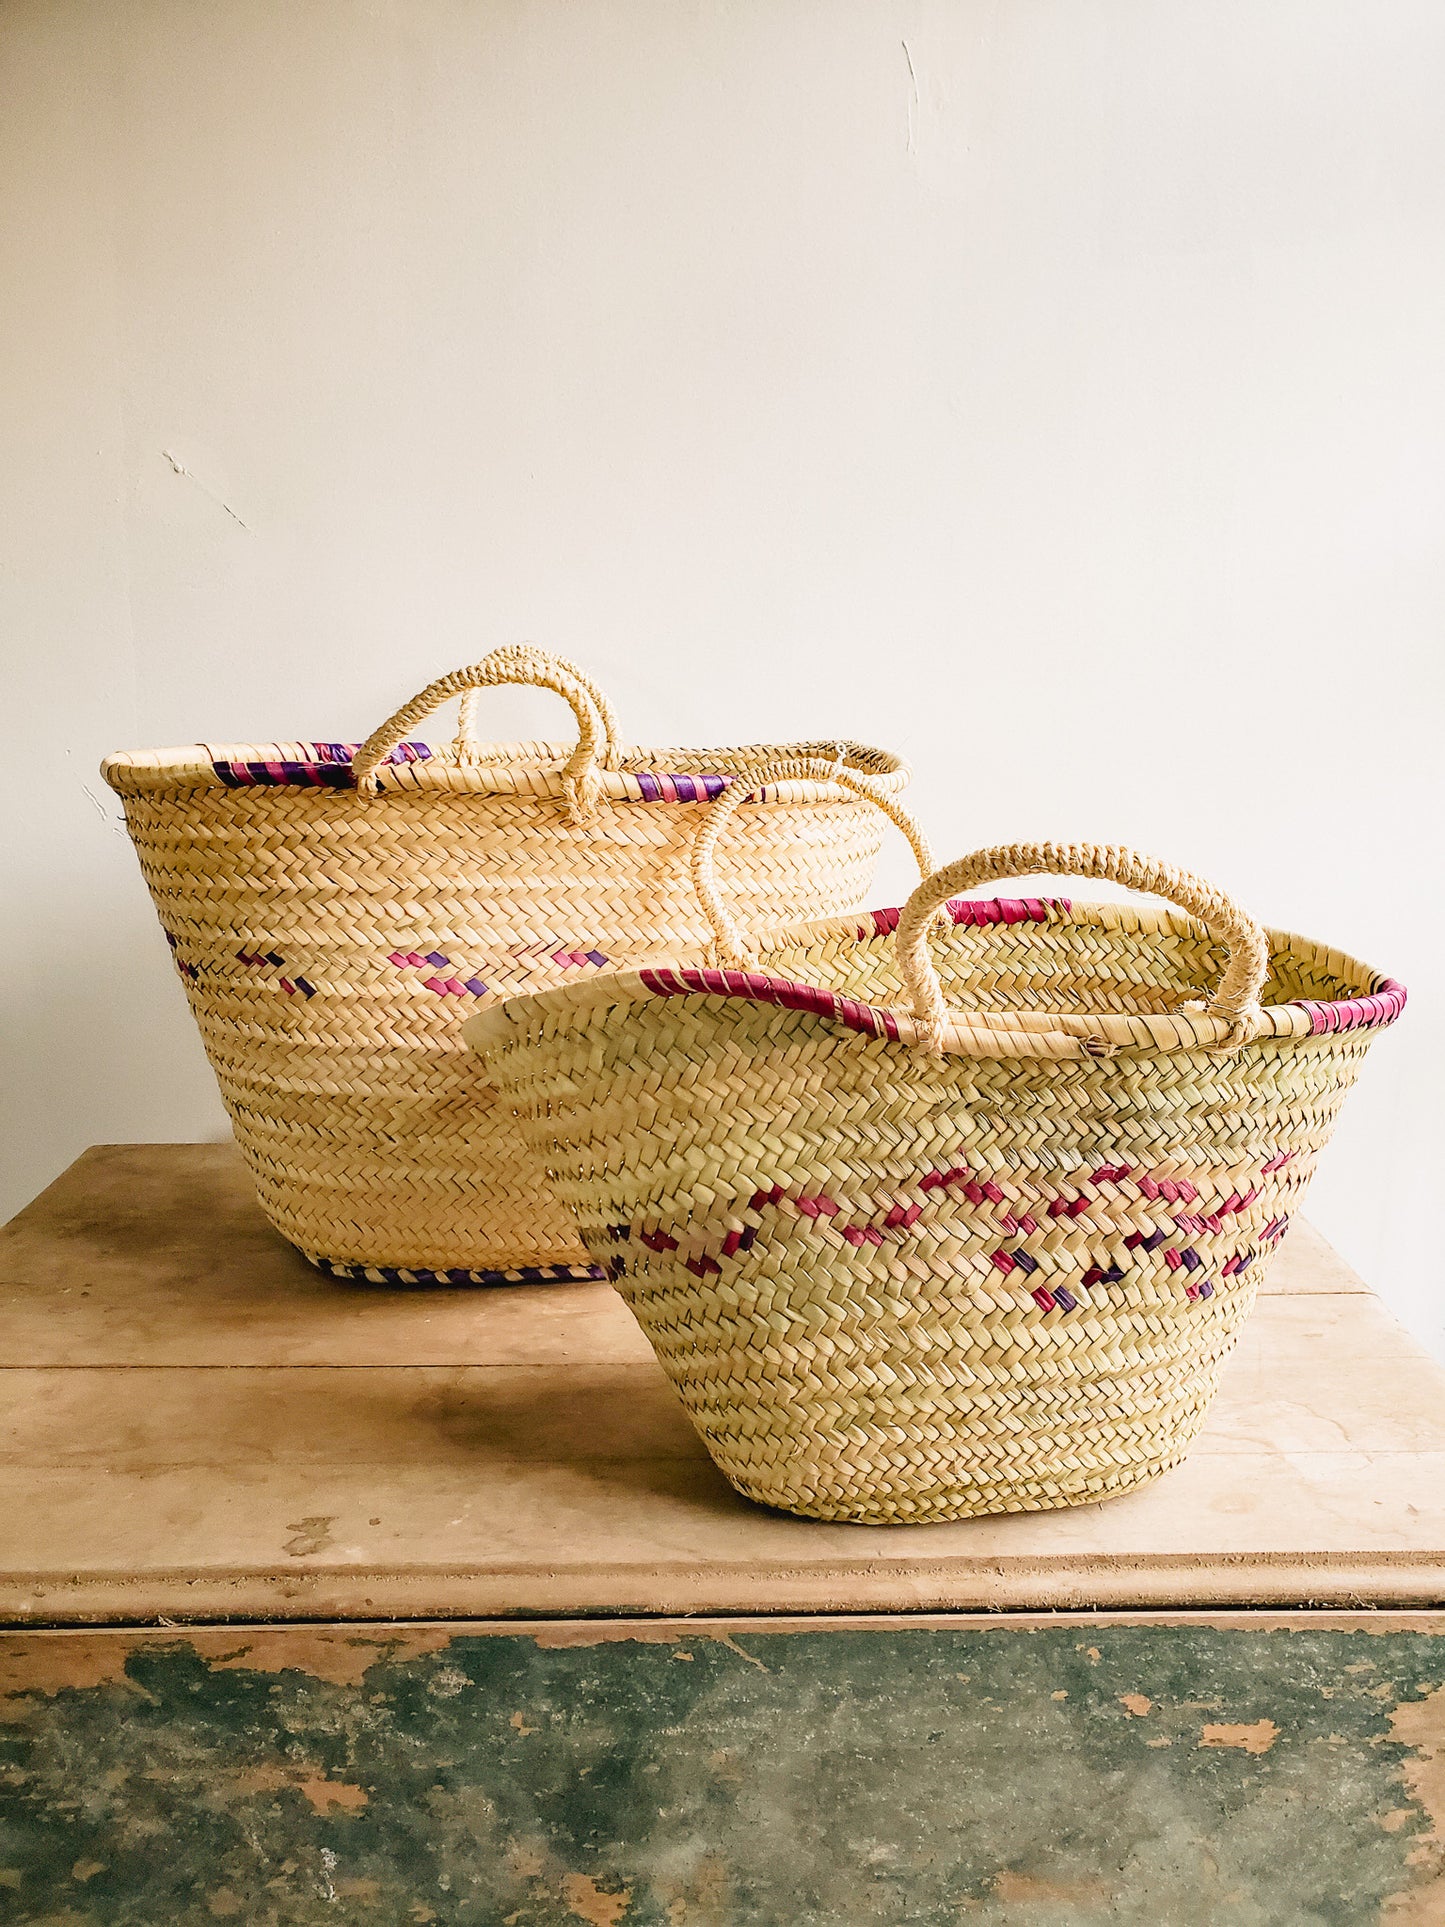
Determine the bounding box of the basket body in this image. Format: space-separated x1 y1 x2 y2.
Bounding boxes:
103 739 904 1280
472 898 1404 1520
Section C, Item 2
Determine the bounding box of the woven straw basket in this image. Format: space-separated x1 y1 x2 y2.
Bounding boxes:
103 657 909 1283
466 759 1405 1522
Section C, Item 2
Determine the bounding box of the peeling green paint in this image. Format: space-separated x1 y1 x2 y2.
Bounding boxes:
0 1624 1441 1924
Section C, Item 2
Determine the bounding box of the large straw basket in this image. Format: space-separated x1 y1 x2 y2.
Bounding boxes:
466 760 1405 1522
103 659 909 1282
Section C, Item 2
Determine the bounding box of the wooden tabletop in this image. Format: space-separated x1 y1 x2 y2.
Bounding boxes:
2 1144 1442 1622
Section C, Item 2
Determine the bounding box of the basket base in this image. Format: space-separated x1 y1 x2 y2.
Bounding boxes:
720 1446 1191 1525
305 1252 606 1288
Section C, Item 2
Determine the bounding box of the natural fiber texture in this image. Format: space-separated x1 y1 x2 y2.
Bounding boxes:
468 769 1405 1522
103 653 909 1280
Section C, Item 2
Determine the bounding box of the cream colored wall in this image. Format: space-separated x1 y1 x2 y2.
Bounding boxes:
3 1 1442 1355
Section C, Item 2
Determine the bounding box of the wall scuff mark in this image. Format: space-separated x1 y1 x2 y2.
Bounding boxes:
160 449 250 530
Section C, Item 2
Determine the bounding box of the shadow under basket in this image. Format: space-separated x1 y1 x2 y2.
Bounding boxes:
467 825 1404 1524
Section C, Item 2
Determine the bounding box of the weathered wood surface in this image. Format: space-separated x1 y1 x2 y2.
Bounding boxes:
2 1615 1443 1925
2 1145 1444 1620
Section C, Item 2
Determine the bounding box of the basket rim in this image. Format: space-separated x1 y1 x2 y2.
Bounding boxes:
100 737 910 801
463 894 1406 1062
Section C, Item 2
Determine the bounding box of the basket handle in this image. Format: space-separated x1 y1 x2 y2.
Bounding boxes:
352 646 622 819
452 645 623 766
692 755 937 968
895 841 1272 1052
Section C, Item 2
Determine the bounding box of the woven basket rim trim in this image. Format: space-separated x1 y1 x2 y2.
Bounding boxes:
463 896 1406 1061
100 738 910 798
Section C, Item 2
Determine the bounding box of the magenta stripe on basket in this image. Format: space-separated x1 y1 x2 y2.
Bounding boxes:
1294 979 1407 1036
866 898 1067 940
948 896 1065 926
637 964 900 1040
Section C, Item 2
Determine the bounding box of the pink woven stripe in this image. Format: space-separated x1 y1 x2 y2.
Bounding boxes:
637 964 896 1039
639 901 1072 1040
865 898 1066 940
1295 978 1406 1036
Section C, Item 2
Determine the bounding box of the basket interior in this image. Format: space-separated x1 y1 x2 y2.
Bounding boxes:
102 737 906 792
743 899 1386 1022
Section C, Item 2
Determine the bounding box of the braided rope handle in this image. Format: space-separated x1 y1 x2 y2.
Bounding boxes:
352 646 622 818
895 842 1271 1052
451 645 623 768
692 756 937 968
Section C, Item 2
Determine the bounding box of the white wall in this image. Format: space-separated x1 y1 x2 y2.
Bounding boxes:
3 1 1441 1355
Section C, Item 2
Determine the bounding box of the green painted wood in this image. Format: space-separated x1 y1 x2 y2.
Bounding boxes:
2 1621 1442 1924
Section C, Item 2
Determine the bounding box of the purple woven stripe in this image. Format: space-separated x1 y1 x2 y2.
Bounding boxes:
211 741 434 788
211 748 749 800
632 771 734 802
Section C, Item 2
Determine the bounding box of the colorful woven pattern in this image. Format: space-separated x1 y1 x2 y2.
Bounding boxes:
468 761 1403 1523
212 741 433 787
104 654 910 1277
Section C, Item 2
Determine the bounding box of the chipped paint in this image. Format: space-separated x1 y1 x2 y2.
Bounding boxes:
662 1849 730 1924
1200 1718 1279 1755
708 1631 768 1673
0 1635 150 1717
530 1624 709 1651
202 1625 456 1687
231 1763 370 1813
2 1622 1444 1922
562 1871 632 1925
1384 1683 1445 1923
531 1622 769 1672
991 1869 1112 1904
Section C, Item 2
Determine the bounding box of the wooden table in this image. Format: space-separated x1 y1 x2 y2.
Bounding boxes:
2 1145 1442 1923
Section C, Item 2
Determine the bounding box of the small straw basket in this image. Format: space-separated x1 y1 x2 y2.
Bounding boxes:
466 759 1405 1521
103 658 909 1283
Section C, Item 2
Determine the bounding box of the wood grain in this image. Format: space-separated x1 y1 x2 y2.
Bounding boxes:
2 1145 1440 1621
